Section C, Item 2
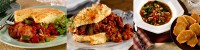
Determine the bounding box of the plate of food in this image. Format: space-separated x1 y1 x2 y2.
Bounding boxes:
170 13 200 50
0 6 67 48
67 4 134 50
134 0 184 34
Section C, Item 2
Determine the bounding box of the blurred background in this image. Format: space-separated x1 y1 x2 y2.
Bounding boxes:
101 0 133 11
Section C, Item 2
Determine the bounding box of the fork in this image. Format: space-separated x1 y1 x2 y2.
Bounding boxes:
0 14 14 30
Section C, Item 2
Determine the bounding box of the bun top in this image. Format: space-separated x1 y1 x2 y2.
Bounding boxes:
14 8 65 23
73 4 111 27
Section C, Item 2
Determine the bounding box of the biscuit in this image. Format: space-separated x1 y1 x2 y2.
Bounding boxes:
177 16 189 26
187 35 198 47
173 22 187 36
176 30 195 44
184 15 197 25
189 23 200 36
191 12 200 23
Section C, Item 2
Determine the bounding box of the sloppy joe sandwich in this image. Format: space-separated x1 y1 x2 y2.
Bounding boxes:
71 4 134 45
8 8 67 43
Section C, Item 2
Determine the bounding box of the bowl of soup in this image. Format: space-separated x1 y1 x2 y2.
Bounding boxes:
134 0 184 34
140 1 172 26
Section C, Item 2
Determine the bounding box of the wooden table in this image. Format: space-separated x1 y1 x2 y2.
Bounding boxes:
0 0 66 50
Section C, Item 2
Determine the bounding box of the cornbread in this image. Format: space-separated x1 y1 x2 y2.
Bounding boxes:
73 4 111 27
177 16 189 26
73 33 107 45
173 22 187 36
176 30 195 44
187 35 198 47
191 13 200 23
72 4 133 45
184 15 196 25
72 4 111 45
189 23 200 36
14 8 65 23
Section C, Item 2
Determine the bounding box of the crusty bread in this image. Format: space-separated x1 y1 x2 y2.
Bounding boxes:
73 32 107 45
73 4 111 27
14 8 65 23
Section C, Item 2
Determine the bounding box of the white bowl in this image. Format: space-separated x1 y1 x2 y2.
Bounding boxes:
134 0 184 34
67 10 134 50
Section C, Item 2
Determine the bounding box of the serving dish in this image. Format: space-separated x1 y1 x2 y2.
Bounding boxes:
0 6 67 48
67 9 134 50
170 19 200 50
170 13 200 50
134 0 184 34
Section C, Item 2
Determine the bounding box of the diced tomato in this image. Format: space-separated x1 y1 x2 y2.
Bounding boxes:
48 23 55 30
35 24 42 29
17 32 21 38
19 39 24 42
48 23 59 35
31 35 39 43
32 26 37 34
45 29 51 36
39 35 45 41
51 29 59 35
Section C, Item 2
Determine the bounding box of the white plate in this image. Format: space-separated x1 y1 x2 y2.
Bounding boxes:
67 33 133 50
0 6 67 48
67 10 134 50
134 0 184 34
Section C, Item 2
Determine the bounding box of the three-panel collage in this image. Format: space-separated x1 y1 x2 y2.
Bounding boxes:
1 0 200 50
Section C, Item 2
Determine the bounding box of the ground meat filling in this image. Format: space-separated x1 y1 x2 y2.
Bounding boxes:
8 18 59 43
74 13 133 42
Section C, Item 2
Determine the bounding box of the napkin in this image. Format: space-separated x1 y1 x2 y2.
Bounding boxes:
132 28 152 50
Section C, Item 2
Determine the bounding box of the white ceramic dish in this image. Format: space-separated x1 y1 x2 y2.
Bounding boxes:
134 0 184 34
67 10 134 50
0 6 67 48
